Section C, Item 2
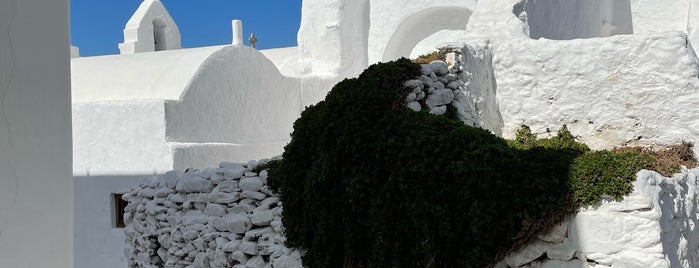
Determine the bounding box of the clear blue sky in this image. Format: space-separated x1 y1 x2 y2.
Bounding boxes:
70 0 302 57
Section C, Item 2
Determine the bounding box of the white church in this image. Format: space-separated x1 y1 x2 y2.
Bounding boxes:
4 0 699 267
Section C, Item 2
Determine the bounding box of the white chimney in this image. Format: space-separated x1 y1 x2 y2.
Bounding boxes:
232 20 243 46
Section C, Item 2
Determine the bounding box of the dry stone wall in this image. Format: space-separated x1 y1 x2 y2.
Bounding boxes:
403 49 480 127
403 44 501 133
122 159 302 268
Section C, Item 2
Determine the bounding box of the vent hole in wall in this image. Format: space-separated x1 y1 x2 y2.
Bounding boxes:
514 0 633 40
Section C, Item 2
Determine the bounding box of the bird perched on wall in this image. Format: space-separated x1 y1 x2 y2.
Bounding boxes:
249 33 258 49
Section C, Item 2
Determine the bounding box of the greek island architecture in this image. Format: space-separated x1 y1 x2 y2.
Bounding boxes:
2 0 699 267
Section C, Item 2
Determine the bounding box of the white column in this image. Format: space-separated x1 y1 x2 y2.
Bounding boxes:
297 0 370 77
0 0 73 267
232 20 243 46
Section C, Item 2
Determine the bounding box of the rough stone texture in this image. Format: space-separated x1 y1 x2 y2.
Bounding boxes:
403 52 483 127
465 0 699 155
122 160 302 268
499 169 699 268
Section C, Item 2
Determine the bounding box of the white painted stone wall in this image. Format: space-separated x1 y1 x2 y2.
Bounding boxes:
73 100 173 176
515 0 633 40
630 0 690 35
0 0 73 267
689 0 699 57
465 0 699 154
297 0 370 77
123 160 302 268
368 0 476 63
499 169 699 268
74 175 147 268
72 45 300 175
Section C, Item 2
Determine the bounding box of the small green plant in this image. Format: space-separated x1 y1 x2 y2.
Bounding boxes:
569 150 653 205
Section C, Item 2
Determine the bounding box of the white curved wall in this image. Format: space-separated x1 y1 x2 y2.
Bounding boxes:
381 7 472 62
118 0 182 54
0 0 73 267
165 45 301 145
72 45 224 102
368 0 476 63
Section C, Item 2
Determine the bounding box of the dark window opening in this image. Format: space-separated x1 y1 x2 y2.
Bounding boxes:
113 193 127 228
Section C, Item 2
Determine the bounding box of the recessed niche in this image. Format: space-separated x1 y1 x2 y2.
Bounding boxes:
514 0 633 40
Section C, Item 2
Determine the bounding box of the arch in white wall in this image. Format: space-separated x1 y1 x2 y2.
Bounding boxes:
118 0 181 54
381 7 472 62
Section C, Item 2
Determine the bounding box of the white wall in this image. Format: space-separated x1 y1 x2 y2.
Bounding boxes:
689 0 699 57
466 0 699 154
518 0 633 40
72 100 173 176
381 7 472 62
297 0 370 77
501 169 699 268
74 175 145 268
368 0 476 63
0 0 73 267
165 46 301 145
631 0 689 35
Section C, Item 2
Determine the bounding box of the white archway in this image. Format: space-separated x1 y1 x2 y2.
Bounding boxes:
381 7 472 62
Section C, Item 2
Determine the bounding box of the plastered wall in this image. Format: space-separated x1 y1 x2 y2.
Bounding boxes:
0 0 73 267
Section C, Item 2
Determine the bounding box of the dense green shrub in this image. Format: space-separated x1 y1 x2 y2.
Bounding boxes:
268 59 653 267
569 151 653 205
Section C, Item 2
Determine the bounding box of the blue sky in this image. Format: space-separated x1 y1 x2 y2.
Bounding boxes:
70 0 302 57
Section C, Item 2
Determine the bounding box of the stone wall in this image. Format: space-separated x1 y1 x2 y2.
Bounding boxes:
498 169 699 268
122 160 302 268
403 44 501 133
124 162 699 268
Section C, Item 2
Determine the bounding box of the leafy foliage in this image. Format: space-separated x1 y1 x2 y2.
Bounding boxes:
268 59 657 267
569 151 653 205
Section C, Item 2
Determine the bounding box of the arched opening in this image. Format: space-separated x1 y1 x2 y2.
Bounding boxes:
153 18 167 51
410 29 466 58
381 7 472 62
514 0 633 40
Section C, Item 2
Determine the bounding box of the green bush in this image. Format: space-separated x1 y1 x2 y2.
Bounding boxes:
268 59 653 267
569 151 653 205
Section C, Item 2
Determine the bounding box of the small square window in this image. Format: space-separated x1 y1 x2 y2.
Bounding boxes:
113 193 127 228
